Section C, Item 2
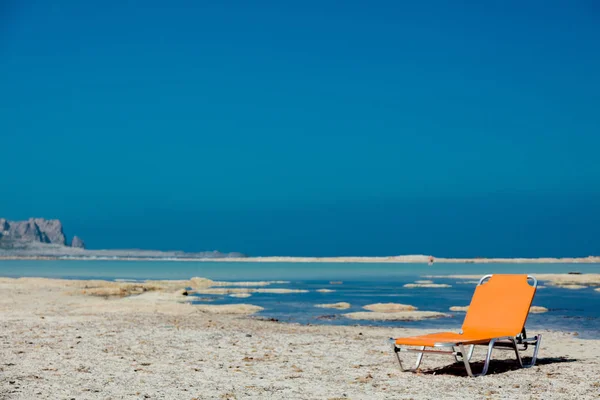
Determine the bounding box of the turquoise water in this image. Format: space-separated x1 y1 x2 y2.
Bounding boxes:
1 260 599 338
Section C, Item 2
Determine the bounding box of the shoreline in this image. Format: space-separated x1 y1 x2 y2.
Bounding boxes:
1 254 600 263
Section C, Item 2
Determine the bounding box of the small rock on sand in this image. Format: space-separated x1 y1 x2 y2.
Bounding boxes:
344 311 450 321
315 302 351 310
316 289 335 293
362 303 417 312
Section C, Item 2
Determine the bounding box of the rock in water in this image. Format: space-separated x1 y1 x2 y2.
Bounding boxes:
71 236 85 249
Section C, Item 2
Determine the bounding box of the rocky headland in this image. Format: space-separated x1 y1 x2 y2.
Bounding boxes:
0 218 74 247
0 218 244 260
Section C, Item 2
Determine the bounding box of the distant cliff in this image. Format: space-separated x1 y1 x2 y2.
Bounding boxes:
0 217 245 259
0 218 82 248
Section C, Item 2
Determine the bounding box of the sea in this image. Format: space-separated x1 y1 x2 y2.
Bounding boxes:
1 260 599 339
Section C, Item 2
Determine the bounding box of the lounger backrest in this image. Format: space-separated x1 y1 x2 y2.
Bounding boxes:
461 274 536 337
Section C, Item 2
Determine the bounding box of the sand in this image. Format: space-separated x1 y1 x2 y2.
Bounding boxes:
1 277 599 399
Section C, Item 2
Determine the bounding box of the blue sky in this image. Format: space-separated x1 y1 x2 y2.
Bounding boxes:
1 1 599 256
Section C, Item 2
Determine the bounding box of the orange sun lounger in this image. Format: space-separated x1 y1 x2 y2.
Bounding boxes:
390 274 542 377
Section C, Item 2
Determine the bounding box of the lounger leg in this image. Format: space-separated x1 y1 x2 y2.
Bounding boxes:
392 344 425 372
521 334 542 368
460 339 497 377
415 346 425 370
453 345 474 363
467 345 475 361
510 337 524 368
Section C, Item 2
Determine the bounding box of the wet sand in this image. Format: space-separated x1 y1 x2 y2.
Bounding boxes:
1 277 599 399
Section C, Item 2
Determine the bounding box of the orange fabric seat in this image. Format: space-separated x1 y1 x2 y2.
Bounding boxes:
395 332 492 347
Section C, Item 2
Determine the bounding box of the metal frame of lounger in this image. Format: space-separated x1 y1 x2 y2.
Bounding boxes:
390 275 542 377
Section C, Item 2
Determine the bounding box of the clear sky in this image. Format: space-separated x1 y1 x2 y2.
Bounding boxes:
1 1 599 257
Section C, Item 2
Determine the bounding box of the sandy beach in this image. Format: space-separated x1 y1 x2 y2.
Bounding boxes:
0 277 599 399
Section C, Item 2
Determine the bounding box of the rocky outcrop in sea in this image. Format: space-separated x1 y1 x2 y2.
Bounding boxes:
71 236 85 249
0 218 70 245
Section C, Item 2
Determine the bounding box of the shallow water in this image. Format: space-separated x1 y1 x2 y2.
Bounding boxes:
1 260 599 338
